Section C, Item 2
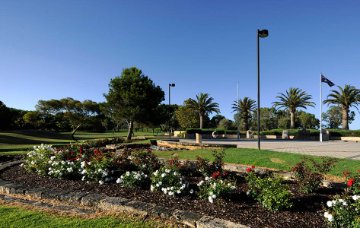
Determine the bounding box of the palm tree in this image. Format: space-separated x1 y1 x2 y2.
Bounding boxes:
187 93 220 129
273 88 315 129
232 97 256 130
323 85 360 130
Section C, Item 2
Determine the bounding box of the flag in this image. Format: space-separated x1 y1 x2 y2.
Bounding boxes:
321 74 335 87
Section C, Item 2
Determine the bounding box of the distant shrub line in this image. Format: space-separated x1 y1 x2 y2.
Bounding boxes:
185 128 360 137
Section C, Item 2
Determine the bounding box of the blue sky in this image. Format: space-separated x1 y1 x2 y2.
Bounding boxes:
1 0 360 129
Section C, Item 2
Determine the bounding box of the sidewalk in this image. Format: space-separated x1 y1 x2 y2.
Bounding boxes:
179 139 360 160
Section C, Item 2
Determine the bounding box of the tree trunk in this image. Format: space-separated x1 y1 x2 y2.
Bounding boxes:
127 121 134 140
290 111 295 129
342 108 349 130
199 115 203 129
71 124 82 141
244 118 249 131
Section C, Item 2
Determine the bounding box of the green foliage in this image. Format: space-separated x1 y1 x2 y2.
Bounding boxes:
116 171 149 189
273 87 315 128
187 93 220 129
324 85 360 130
195 150 225 176
82 137 125 148
217 118 233 130
324 195 360 227
245 169 292 211
175 101 200 129
150 166 186 196
291 157 336 193
297 111 319 129
23 144 54 175
197 177 236 203
323 106 355 129
328 129 360 137
104 67 165 139
232 97 256 130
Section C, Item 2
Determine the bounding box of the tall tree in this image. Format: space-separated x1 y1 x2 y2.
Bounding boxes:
187 93 220 129
323 85 360 130
36 98 101 139
175 99 200 129
322 106 355 129
232 97 256 130
273 88 315 129
104 67 164 140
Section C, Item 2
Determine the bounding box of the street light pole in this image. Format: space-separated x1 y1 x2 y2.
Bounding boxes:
257 29 269 150
168 83 175 136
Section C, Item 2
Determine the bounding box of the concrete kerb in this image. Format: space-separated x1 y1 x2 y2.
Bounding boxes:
0 161 249 228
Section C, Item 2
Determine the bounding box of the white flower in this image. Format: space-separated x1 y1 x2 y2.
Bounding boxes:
161 173 166 178
211 194 216 199
116 178 121 184
30 161 35 165
327 214 334 222
173 171 177 176
177 190 181 194
153 170 158 176
198 181 204 186
150 185 155 192
81 169 87 174
205 177 210 181
81 176 86 181
168 191 174 196
326 201 333 207
165 169 170 173
99 180 104 185
50 156 56 160
208 196 213 203
67 167 73 173
353 195 360 201
189 189 194 194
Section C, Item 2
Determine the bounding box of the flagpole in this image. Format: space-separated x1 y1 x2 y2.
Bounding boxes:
320 73 323 142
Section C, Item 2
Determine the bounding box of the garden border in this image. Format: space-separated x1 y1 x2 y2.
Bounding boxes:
0 161 248 228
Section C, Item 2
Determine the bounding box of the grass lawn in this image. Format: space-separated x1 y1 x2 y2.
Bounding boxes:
0 130 160 154
154 148 360 177
0 204 165 227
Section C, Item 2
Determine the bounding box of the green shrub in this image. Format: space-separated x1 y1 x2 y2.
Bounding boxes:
196 150 225 176
291 157 336 193
197 177 236 203
116 171 149 188
245 167 292 212
324 195 360 227
150 167 186 196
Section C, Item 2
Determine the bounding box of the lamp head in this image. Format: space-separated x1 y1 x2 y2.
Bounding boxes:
258 29 269 38
169 83 175 87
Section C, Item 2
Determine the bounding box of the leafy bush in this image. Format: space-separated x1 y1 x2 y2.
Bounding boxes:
291 157 336 193
150 167 186 196
79 154 114 184
196 150 225 176
128 149 161 174
116 171 149 188
324 195 360 227
328 129 360 137
82 137 125 148
197 177 236 203
245 167 292 212
23 144 54 176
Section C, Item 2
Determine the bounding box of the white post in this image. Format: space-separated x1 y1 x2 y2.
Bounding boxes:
320 73 323 142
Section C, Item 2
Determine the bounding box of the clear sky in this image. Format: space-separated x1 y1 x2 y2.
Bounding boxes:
1 0 359 129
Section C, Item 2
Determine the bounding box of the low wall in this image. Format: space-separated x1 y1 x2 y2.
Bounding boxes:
157 140 236 150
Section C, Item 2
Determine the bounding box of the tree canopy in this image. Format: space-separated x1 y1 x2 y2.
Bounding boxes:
104 67 164 139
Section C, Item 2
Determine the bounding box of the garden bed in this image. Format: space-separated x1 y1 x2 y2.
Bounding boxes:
0 164 335 228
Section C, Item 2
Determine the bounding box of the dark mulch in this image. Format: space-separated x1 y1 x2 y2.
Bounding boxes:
1 165 336 228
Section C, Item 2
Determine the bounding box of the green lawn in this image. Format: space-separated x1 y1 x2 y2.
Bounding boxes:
154 148 360 177
0 130 159 154
0 204 165 227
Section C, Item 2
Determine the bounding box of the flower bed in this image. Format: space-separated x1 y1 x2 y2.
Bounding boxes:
3 144 359 227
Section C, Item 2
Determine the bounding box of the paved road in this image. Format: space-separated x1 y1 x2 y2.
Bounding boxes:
179 139 360 160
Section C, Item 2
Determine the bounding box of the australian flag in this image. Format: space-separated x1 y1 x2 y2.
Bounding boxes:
321 74 335 87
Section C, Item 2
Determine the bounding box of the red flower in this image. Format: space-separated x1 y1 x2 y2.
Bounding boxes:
246 167 252 173
348 178 355 187
211 171 221 179
251 165 255 169
222 171 228 177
